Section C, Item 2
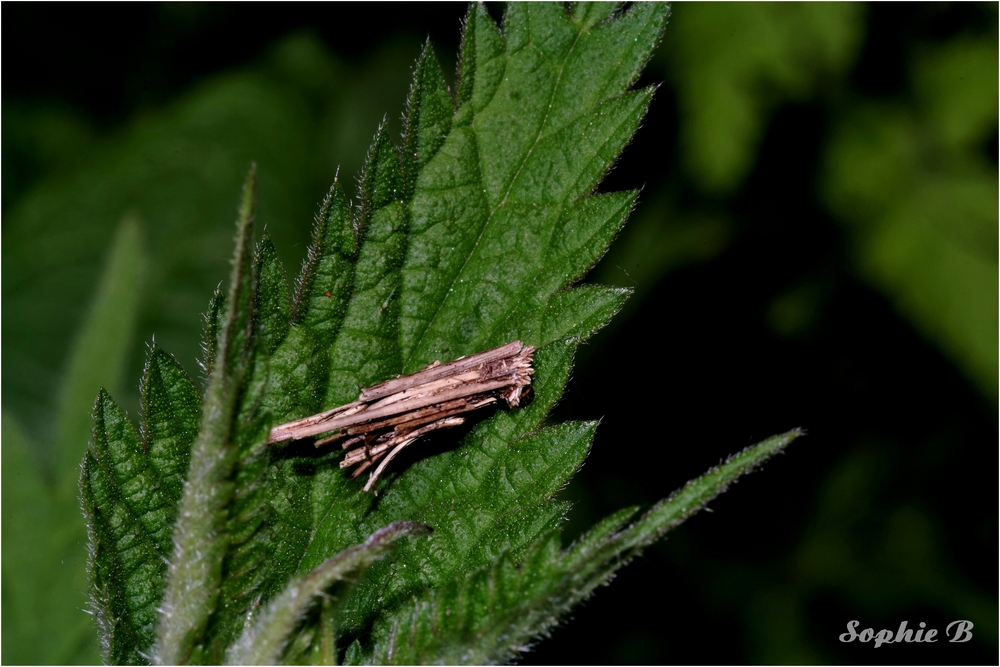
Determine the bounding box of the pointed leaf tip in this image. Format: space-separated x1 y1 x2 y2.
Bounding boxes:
291 178 356 342
621 428 807 552
239 162 257 226
224 521 430 666
253 234 291 353
402 40 453 198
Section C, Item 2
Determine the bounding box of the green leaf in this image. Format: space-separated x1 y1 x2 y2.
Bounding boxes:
142 348 203 505
664 3 864 193
822 32 999 398
2 412 99 665
4 211 146 665
280 7 669 649
57 213 148 486
224 522 430 666
79 347 200 665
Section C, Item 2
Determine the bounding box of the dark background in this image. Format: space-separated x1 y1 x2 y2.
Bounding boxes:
4 3 996 664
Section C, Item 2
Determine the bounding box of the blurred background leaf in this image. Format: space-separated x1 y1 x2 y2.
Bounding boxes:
2 3 995 664
823 32 999 398
664 2 866 195
3 214 145 665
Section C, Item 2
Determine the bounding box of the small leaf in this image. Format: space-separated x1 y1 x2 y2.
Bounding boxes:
80 346 200 664
200 285 226 384
291 179 356 345
254 234 292 354
82 390 176 664
224 522 430 666
142 347 202 508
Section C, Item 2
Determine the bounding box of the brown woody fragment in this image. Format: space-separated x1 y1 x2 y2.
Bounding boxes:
268 341 535 491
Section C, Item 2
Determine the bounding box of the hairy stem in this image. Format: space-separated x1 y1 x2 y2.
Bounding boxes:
153 166 257 665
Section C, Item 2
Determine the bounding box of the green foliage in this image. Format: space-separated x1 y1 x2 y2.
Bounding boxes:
3 216 146 665
71 4 802 664
663 3 865 194
5 4 994 664
598 3 996 404
823 31 999 397
2 413 98 665
593 3 865 308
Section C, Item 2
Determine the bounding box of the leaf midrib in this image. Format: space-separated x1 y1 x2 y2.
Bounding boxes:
403 18 588 370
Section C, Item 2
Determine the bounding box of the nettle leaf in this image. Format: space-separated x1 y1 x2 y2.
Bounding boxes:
81 351 201 665
82 4 803 665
